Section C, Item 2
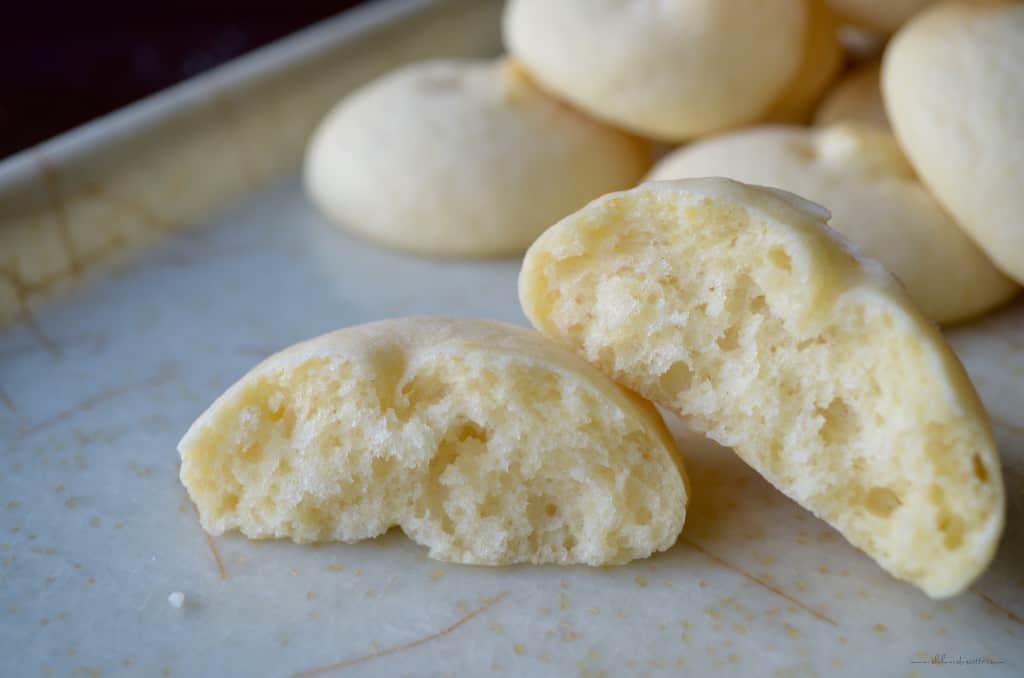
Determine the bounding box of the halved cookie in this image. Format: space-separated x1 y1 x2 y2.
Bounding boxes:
520 178 1004 597
179 317 688 566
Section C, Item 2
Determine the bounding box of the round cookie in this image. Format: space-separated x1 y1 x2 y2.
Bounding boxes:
304 59 650 258
179 317 688 566
765 0 844 124
883 1 1024 284
503 0 837 141
520 178 1004 597
647 124 1017 324
814 60 888 129
828 0 938 34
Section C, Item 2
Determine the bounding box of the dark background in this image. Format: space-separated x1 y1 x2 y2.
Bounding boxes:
0 1 369 160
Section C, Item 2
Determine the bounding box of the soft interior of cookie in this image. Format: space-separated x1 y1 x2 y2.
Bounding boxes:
524 188 1000 594
180 352 685 566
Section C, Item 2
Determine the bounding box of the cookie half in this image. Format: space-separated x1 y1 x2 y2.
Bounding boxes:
179 318 688 566
520 178 1004 596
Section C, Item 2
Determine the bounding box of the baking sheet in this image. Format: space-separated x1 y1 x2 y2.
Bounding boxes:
1 1 1022 676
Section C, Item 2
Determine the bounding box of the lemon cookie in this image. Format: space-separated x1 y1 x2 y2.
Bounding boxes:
765 0 844 124
503 0 838 141
883 1 1024 284
520 178 1004 597
304 59 650 258
179 317 688 566
828 0 938 35
814 59 887 129
647 125 1017 323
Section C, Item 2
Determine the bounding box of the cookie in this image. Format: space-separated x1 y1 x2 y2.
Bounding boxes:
179 317 688 566
814 60 888 129
828 0 938 34
883 1 1024 284
647 124 1017 323
304 59 650 258
765 0 844 124
520 178 1004 597
503 0 838 141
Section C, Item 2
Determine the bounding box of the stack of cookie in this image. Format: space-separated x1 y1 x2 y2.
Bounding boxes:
180 1 1021 601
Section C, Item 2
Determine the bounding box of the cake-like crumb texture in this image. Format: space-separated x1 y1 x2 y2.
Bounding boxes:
520 178 1004 597
647 124 1017 324
178 318 688 566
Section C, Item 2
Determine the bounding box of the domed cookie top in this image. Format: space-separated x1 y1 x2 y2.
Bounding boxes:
504 0 837 141
647 124 1017 323
179 317 688 566
305 59 650 258
883 1 1024 284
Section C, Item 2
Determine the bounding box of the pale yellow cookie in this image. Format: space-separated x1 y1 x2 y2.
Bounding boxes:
503 0 837 141
883 1 1024 284
179 317 688 566
765 0 844 124
814 60 888 129
647 124 1017 324
829 0 938 35
304 59 650 258
520 178 1004 597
